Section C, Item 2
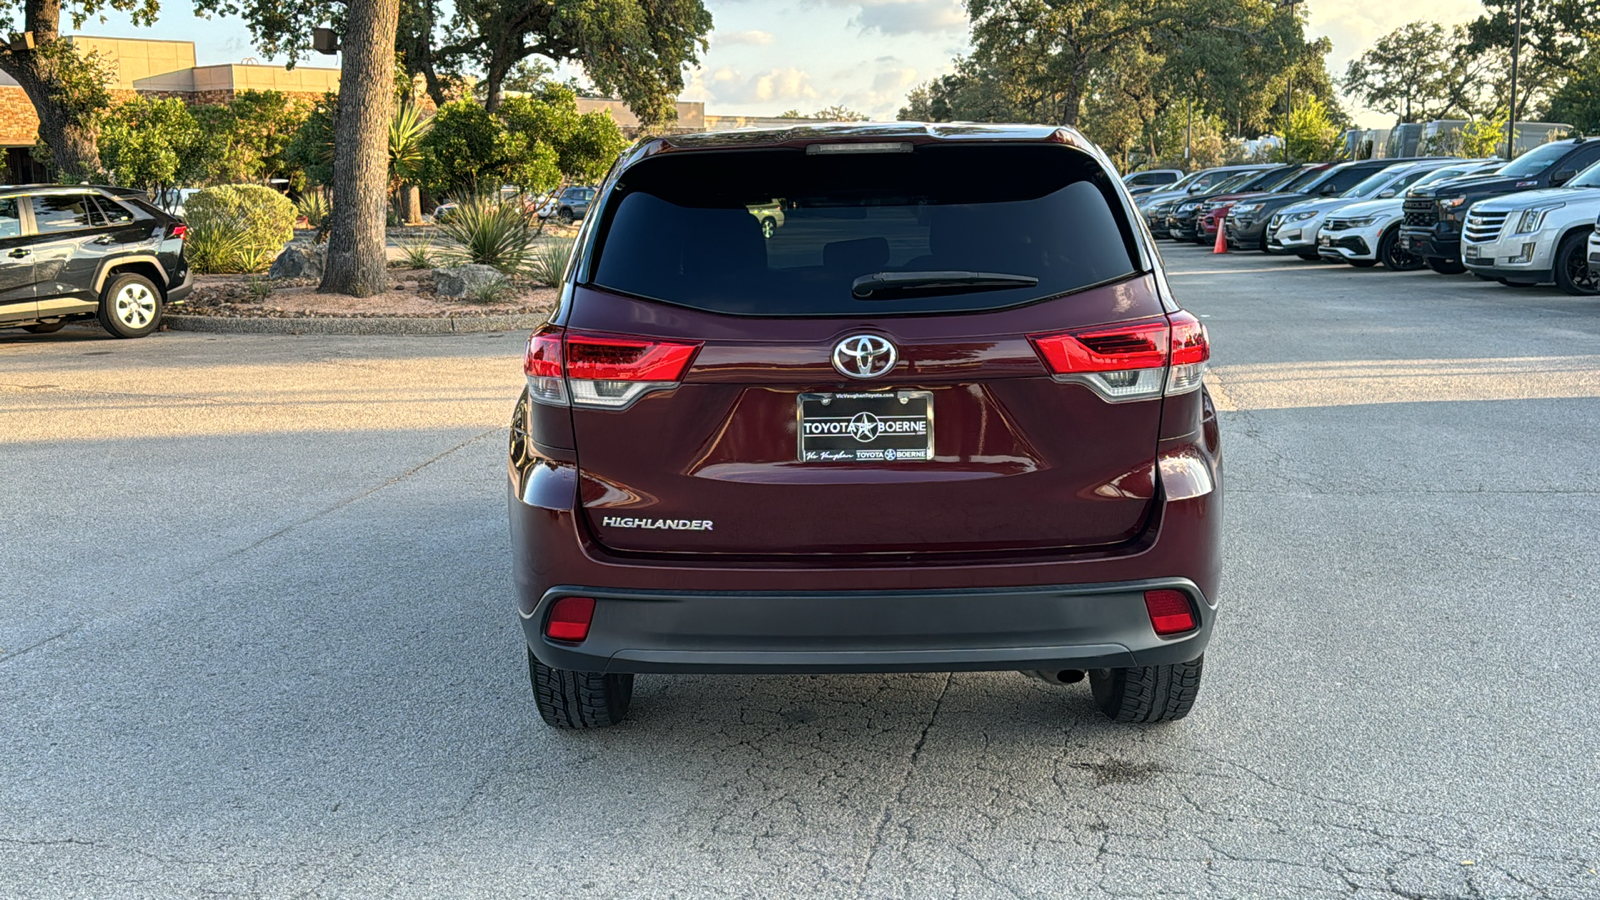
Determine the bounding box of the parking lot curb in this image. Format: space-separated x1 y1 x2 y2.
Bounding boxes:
164 313 546 335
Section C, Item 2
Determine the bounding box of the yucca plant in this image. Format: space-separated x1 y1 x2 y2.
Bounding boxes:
526 240 573 287
437 194 534 273
396 236 437 269
467 276 513 304
185 213 250 274
295 191 330 228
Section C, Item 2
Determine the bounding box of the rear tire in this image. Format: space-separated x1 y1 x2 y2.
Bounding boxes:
528 649 633 728
1089 656 1203 723
23 320 67 334
557 208 575 225
1426 258 1466 275
97 273 163 338
1553 232 1600 296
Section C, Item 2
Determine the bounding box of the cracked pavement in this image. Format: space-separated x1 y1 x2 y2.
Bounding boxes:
3 247 1600 898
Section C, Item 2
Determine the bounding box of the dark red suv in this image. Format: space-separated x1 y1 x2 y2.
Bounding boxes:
509 124 1222 728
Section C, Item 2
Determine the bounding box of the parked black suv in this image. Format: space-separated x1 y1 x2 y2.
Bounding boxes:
0 185 192 338
1400 138 1600 274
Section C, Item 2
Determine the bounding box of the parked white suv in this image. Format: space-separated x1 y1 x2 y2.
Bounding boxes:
1318 161 1501 269
1270 160 1461 258
1461 161 1600 295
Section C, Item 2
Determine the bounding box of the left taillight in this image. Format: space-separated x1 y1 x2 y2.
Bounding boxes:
169 223 188 240
1027 311 1209 403
524 327 701 410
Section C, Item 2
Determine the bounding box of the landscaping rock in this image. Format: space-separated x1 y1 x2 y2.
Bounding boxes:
269 242 326 281
433 264 505 298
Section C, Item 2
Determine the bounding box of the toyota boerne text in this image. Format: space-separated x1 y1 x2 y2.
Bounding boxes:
508 123 1223 729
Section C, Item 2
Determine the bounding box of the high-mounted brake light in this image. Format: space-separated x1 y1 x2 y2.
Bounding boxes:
805 142 914 155
523 327 701 410
1027 312 1209 402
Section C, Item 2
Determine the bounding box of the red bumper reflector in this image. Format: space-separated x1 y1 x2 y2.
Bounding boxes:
545 596 596 642
1143 589 1197 635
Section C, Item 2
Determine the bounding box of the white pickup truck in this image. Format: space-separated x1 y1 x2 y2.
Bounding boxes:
1461 162 1600 295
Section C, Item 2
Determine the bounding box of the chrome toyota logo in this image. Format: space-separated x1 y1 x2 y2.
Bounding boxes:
831 335 897 379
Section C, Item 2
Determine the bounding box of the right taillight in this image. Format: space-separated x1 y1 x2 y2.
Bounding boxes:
523 327 701 410
1166 310 1209 395
1028 311 1209 402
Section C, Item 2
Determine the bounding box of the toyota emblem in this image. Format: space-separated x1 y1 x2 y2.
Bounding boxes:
831 335 897 379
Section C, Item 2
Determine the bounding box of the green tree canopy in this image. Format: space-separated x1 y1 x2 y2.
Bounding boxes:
422 85 625 195
1547 55 1600 132
396 0 712 125
97 96 205 193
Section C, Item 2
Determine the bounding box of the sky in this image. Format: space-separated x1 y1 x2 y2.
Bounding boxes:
64 0 1488 130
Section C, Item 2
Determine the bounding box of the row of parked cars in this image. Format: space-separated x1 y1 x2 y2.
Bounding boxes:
1125 138 1600 295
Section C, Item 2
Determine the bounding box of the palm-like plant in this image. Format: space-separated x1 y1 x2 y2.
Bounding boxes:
389 100 431 193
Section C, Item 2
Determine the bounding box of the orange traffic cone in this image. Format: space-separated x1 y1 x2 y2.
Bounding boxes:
1213 221 1228 254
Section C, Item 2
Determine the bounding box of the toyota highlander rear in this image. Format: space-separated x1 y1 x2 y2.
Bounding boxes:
508 124 1223 728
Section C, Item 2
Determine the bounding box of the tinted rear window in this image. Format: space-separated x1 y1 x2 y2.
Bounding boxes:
589 145 1140 316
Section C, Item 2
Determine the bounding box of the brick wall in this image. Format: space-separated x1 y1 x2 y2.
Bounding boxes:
0 86 40 147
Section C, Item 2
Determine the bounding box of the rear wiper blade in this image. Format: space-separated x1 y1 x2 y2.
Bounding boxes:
851 270 1039 299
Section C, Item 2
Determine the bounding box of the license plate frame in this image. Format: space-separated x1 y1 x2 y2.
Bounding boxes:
796 391 934 463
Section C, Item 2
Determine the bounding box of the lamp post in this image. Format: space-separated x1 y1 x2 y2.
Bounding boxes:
1506 0 1522 156
1278 0 1305 163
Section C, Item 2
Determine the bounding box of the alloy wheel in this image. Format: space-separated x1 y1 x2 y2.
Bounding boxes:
115 283 157 328
1566 244 1600 294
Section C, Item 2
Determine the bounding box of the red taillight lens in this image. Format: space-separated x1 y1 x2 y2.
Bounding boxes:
169 223 188 239
565 335 699 382
1028 310 1209 402
1143 589 1197 636
524 331 564 377
522 328 701 410
1168 310 1210 366
1030 319 1169 374
545 596 596 643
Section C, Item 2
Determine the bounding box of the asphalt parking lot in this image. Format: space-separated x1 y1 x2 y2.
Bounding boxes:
4 246 1599 899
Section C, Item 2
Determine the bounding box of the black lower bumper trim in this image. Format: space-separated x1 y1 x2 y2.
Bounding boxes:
522 578 1215 675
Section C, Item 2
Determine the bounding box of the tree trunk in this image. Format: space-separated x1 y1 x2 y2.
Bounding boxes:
0 0 102 180
320 0 401 297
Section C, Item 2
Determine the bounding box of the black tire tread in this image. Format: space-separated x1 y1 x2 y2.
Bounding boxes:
1090 656 1203 723
528 649 632 728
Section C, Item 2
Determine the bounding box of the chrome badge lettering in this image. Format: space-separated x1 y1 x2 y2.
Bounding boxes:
601 516 714 531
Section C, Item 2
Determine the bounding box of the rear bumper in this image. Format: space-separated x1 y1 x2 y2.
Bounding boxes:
521 578 1214 674
165 267 194 304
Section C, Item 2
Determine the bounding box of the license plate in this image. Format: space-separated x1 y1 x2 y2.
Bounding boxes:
1318 235 1331 247
1400 236 1413 249
797 391 933 463
1464 246 1479 261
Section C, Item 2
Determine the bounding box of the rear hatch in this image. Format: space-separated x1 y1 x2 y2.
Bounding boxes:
546 141 1196 557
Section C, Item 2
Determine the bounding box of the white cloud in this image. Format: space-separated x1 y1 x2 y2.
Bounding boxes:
691 65 822 106
715 29 776 46
851 0 968 35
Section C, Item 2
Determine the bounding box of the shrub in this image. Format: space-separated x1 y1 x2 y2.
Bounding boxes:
437 194 533 273
295 191 329 228
526 240 572 287
396 236 436 269
467 276 513 304
185 184 296 274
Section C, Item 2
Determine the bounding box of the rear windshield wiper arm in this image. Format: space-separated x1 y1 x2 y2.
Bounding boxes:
851 270 1039 299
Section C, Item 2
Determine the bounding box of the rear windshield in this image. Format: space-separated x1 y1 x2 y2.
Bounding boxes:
589 145 1141 316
